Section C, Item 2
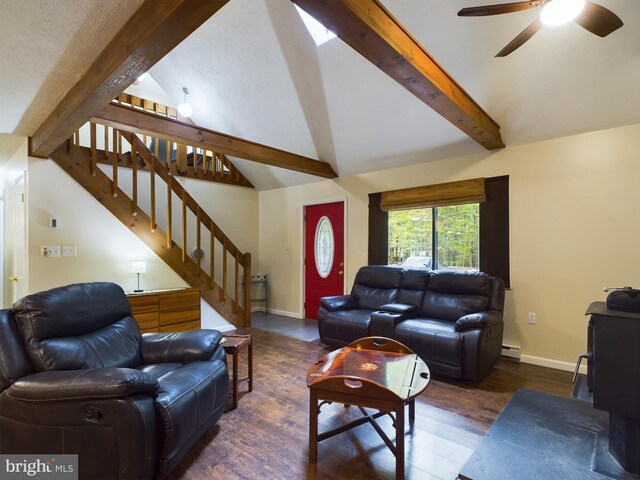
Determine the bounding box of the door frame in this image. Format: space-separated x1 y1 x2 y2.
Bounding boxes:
300 198 347 319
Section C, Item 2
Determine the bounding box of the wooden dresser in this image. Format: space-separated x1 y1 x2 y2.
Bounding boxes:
127 288 201 333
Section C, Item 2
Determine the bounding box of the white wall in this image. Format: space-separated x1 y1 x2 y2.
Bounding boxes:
27 156 259 330
259 124 640 370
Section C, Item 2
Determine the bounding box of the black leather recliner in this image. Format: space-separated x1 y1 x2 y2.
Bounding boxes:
318 266 505 382
0 282 228 479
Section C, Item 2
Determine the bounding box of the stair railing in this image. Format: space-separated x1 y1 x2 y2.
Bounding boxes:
70 121 252 326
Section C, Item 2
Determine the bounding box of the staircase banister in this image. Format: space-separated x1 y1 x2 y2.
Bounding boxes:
123 130 246 261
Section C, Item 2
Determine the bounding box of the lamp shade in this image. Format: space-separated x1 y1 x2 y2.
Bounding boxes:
131 261 147 274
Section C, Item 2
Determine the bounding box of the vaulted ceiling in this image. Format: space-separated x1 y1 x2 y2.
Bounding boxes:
1 0 639 190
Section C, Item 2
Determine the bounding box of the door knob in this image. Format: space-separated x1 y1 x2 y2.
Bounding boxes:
9 276 18 282
338 271 344 276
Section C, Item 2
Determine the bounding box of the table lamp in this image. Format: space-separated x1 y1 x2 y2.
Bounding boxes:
131 261 146 292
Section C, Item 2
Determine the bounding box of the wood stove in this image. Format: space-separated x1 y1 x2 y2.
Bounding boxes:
583 302 640 475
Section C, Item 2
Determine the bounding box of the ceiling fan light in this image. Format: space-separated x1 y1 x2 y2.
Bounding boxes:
540 0 586 26
178 102 192 118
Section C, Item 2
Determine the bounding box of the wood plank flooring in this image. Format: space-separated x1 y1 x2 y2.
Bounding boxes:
167 328 574 480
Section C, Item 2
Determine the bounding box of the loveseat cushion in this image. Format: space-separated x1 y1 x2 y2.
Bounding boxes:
351 266 402 310
353 265 403 289
419 291 489 322
318 309 372 344
428 270 490 296
394 319 463 368
12 282 142 371
418 271 490 321
352 286 399 310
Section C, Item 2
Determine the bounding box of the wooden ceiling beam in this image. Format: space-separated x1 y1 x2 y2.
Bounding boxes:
95 103 338 179
29 0 230 158
291 0 505 150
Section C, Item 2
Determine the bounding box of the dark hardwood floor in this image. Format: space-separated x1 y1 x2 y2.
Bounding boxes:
167 328 574 480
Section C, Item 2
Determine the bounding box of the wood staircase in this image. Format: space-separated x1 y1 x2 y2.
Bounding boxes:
50 121 252 328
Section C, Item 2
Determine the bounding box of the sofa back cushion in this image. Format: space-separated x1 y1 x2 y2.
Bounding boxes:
419 271 490 321
351 266 402 310
0 309 34 392
397 268 429 306
353 266 403 289
352 285 400 310
12 282 142 371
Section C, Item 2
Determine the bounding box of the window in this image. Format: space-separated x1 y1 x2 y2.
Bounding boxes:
314 216 334 278
369 176 510 286
294 5 336 46
388 204 479 271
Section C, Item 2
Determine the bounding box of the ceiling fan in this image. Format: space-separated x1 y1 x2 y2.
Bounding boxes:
458 0 624 57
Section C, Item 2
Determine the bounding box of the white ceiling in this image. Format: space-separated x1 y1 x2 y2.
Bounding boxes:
1 0 638 190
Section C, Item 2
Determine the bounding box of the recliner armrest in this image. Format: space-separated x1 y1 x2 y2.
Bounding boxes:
454 311 503 332
141 329 222 364
319 295 358 312
378 303 418 315
8 368 157 402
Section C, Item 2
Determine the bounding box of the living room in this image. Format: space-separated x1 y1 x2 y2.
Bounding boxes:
1 1 639 479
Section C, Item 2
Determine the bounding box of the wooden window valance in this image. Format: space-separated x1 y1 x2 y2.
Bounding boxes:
379 178 486 212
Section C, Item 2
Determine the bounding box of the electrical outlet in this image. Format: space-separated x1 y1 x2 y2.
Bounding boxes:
41 246 61 257
62 246 77 257
528 312 537 325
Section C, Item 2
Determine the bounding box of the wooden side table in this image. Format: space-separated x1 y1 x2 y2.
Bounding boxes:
221 334 253 410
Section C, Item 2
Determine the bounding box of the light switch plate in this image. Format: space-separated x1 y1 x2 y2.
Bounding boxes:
41 246 60 257
62 246 77 257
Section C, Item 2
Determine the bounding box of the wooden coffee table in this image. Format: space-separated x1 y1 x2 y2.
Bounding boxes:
307 337 430 479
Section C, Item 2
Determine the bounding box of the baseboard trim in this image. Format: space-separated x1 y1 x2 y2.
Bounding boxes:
521 354 586 375
265 308 303 319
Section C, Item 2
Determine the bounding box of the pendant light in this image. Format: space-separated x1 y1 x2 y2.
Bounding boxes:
178 86 193 118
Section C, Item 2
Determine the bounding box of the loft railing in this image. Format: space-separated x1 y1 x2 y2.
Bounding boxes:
69 121 251 324
110 93 252 187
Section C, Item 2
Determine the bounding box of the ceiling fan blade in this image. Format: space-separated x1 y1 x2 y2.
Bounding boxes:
574 1 623 37
495 18 543 57
458 1 544 17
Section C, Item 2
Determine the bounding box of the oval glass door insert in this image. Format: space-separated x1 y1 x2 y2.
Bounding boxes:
315 216 334 278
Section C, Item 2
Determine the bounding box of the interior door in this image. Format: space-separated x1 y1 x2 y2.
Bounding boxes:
8 174 26 303
304 201 345 320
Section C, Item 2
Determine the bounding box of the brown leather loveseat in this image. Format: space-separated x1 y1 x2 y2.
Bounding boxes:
318 266 505 382
0 282 228 479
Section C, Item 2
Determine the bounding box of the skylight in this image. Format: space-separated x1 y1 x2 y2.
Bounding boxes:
294 5 336 46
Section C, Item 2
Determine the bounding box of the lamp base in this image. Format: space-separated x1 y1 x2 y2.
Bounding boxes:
133 289 143 293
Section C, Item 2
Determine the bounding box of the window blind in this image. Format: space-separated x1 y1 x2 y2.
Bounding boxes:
379 177 486 211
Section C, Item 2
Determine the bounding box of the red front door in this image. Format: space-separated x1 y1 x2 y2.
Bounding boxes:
304 201 345 320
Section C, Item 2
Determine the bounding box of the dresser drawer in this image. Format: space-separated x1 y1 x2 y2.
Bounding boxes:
159 320 201 333
159 290 200 310
128 294 159 313
159 307 200 327
127 288 201 333
134 312 159 331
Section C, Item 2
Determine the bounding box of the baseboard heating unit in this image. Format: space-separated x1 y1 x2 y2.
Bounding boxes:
501 344 521 361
